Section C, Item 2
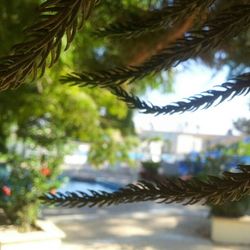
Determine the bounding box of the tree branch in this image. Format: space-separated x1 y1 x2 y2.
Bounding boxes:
62 5 250 87
0 0 99 91
107 73 250 115
95 0 214 39
41 165 250 207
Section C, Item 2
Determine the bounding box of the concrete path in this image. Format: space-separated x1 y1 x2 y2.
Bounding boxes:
44 203 249 250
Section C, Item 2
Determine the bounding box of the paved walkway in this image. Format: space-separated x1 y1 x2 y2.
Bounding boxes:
44 203 249 250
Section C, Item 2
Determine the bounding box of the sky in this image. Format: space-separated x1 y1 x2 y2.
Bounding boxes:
134 63 250 135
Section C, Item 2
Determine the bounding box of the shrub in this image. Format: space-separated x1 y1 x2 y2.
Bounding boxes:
0 154 63 232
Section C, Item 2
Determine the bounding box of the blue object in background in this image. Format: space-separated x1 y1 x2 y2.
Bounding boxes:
58 178 121 194
205 150 222 159
243 137 250 143
129 152 144 161
240 156 250 164
178 161 190 176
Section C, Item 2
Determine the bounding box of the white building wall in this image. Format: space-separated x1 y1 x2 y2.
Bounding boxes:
176 135 202 154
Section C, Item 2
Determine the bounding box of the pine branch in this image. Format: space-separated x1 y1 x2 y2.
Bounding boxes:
0 0 99 91
41 165 250 207
95 0 214 39
62 4 250 87
107 73 250 115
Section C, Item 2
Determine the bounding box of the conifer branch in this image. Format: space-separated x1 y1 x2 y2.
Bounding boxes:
95 0 214 39
0 0 99 91
41 165 250 208
108 73 250 115
62 5 250 87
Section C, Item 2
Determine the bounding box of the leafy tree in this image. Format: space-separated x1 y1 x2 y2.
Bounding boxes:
0 0 250 208
0 0 140 166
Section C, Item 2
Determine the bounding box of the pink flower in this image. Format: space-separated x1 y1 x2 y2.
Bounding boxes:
2 186 11 196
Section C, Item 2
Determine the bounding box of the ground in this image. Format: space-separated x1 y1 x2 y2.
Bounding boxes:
43 202 249 250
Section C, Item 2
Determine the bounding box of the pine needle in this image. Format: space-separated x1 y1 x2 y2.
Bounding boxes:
107 73 250 115
0 0 99 91
95 0 214 39
41 165 250 207
62 5 250 87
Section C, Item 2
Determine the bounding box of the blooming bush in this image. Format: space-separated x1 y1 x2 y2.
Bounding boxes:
0 154 64 232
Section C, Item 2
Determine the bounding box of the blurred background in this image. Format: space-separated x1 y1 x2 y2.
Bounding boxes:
0 0 250 249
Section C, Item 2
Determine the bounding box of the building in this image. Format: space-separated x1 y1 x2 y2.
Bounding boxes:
138 130 244 162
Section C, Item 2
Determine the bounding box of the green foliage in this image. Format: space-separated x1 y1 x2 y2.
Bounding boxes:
0 0 141 168
0 0 39 54
141 161 160 171
88 130 138 166
0 82 98 148
0 0 99 90
95 0 214 38
0 154 63 231
210 198 250 218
